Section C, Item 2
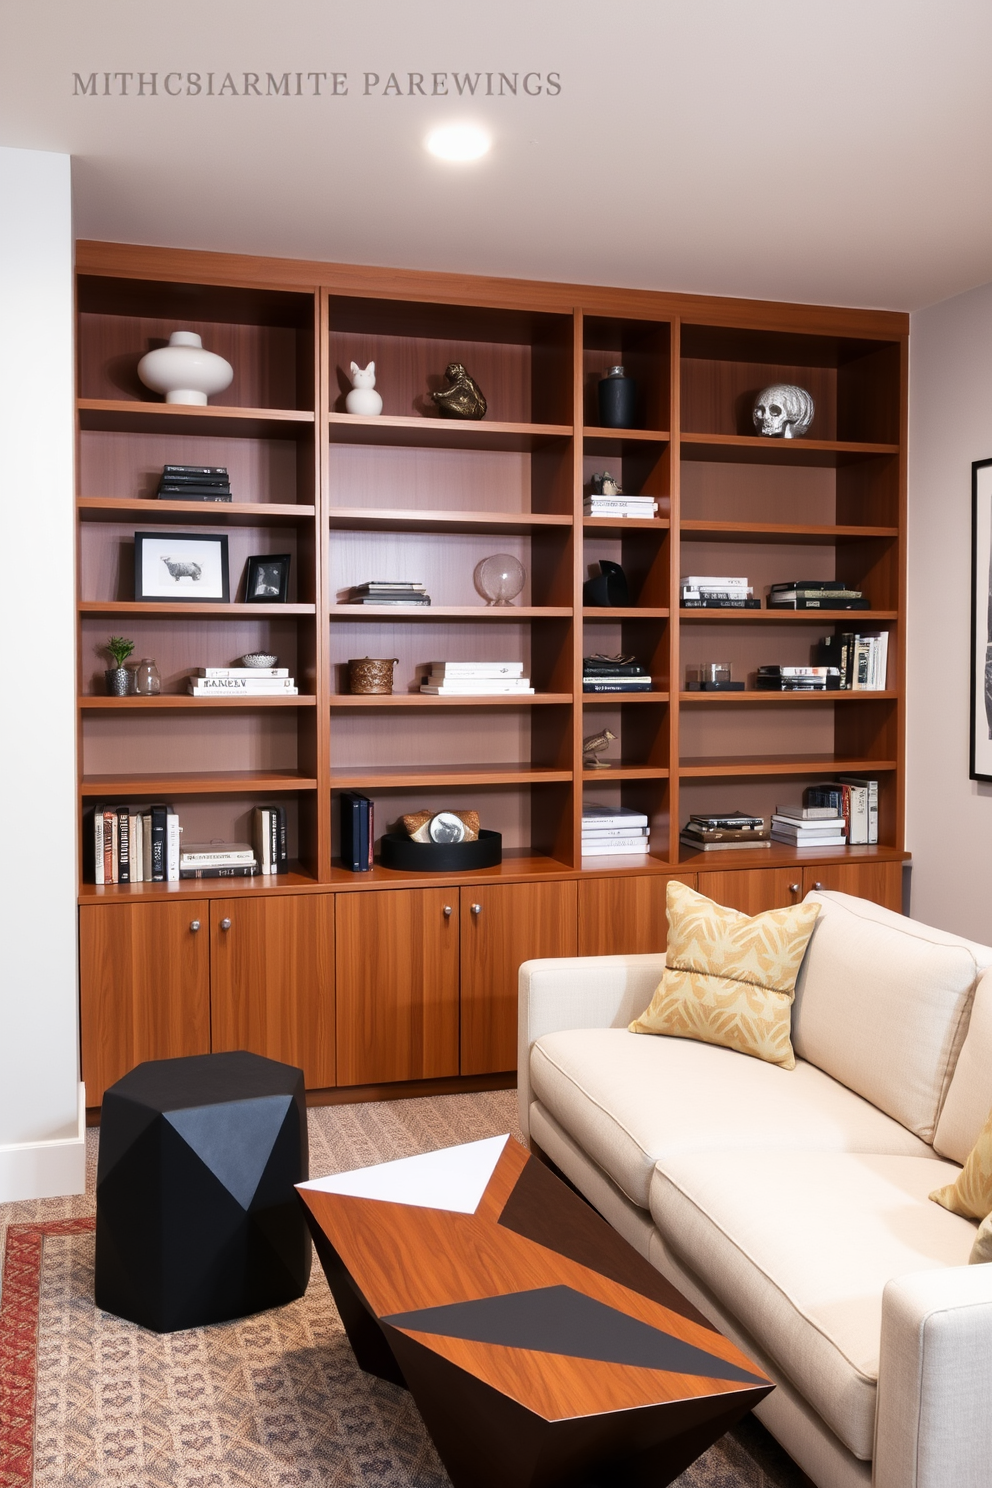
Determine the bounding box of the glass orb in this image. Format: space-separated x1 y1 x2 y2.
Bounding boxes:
474 553 525 606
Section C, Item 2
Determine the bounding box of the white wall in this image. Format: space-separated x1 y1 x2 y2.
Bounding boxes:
0 147 84 1199
907 281 992 944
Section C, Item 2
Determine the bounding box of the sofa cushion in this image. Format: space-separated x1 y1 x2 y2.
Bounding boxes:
648 1150 975 1460
792 891 992 1142
529 1028 933 1210
628 880 820 1069
935 968 992 1163
931 1100 992 1264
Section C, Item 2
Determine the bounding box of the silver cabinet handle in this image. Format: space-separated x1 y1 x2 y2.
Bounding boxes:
220 917 232 931
471 903 482 916
443 905 453 917
189 919 201 932
788 884 800 894
812 882 823 892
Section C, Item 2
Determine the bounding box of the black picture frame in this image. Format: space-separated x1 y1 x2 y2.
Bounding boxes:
970 459 992 781
245 554 291 603
134 531 230 603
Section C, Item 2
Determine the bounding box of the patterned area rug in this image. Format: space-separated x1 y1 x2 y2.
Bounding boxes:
0 1092 810 1488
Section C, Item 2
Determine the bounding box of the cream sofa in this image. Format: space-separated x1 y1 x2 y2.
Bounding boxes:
517 891 992 1488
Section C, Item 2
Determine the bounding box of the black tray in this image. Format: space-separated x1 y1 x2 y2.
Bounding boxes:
379 829 502 873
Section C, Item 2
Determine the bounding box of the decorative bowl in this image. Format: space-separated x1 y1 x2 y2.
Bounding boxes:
240 652 279 668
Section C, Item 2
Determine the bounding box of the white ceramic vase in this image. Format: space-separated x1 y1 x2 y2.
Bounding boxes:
137 331 234 406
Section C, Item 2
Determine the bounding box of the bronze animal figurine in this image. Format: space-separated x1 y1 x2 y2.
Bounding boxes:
431 362 487 420
582 727 617 769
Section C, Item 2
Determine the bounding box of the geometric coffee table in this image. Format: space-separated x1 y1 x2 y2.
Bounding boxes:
298 1135 771 1488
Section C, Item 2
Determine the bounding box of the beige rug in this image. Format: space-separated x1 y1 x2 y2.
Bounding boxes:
0 1091 809 1487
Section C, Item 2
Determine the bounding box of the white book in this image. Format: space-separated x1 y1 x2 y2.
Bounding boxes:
189 676 297 690
421 683 534 695
167 812 181 882
190 684 299 696
581 826 651 840
253 807 272 873
428 661 524 677
181 843 255 864
424 675 531 690
197 667 290 678
770 832 847 847
772 813 844 830
93 810 104 885
584 499 658 509
582 805 649 829
355 580 427 591
129 814 143 883
775 804 840 819
141 813 153 881
681 575 748 588
582 839 652 856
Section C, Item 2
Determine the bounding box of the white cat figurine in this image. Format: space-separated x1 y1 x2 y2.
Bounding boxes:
345 360 383 416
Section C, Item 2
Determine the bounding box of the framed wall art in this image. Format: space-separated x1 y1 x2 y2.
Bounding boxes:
134 532 230 603
244 553 291 603
971 458 992 781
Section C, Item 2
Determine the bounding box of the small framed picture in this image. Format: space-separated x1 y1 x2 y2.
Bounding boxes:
245 553 291 603
134 532 230 602
971 459 992 780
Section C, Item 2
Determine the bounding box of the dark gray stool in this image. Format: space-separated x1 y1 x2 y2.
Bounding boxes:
95 1050 311 1332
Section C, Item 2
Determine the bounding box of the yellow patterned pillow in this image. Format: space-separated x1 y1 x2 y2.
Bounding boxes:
628 880 820 1069
930 1105 992 1264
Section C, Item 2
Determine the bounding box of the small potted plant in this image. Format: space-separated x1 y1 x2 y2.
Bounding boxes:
105 636 135 696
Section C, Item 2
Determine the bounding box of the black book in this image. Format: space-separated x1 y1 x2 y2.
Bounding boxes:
681 598 761 609
768 597 869 610
582 680 653 692
340 791 373 873
275 803 288 872
769 580 850 592
116 805 130 884
158 480 231 492
162 464 229 480
582 659 647 676
179 864 257 879
157 489 233 504
150 803 169 882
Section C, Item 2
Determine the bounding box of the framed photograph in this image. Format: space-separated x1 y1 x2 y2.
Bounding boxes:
245 553 291 603
134 532 230 602
971 459 992 781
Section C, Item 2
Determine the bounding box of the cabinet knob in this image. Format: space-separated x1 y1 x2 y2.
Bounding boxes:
788 884 800 895
812 882 823 892
443 905 453 917
471 903 482 916
189 919 201 932
220 917 232 931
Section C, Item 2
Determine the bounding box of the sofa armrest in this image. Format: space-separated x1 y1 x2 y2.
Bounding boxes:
516 953 665 1144
874 1265 992 1488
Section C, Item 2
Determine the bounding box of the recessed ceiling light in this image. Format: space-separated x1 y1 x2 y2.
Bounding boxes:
425 124 491 162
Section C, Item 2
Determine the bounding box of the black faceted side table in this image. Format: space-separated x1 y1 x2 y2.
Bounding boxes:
95 1050 311 1333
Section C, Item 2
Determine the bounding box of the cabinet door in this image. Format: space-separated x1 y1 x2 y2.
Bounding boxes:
577 875 695 956
210 894 334 1088
79 901 210 1105
803 861 903 911
335 888 459 1086
695 868 805 915
460 881 578 1076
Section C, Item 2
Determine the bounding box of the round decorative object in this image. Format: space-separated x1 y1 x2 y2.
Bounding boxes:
474 553 525 606
428 811 467 844
379 829 502 872
132 659 161 696
137 331 234 406
348 656 399 694
752 384 815 440
598 365 637 429
105 667 131 697
345 361 383 416
241 652 279 668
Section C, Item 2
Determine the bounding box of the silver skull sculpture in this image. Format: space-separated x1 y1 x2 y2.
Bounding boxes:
752 383 815 440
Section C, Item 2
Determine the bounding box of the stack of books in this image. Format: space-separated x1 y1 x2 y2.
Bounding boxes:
252 804 289 875
581 804 651 856
767 581 869 611
803 780 879 844
180 841 258 880
421 661 533 695
89 802 179 883
681 576 759 609
680 812 770 851
755 666 841 691
813 633 889 691
770 804 847 848
156 464 232 503
188 666 298 697
582 654 652 693
340 791 374 872
584 492 659 519
349 581 430 606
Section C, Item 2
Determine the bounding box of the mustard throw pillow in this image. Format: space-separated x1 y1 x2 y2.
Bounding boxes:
628 880 820 1069
930 1104 992 1264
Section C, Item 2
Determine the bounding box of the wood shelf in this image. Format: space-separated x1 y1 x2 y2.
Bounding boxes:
583 607 670 620
330 605 572 620
676 843 906 870
680 433 899 466
79 695 317 708
679 609 897 622
580 765 669 781
78 497 316 526
326 412 571 452
80 770 318 796
329 693 572 707
79 601 316 617
328 507 572 535
679 755 898 777
328 850 574 889
680 520 898 545
582 517 670 535
330 765 573 788
582 691 669 704
678 691 897 702
78 865 320 900
78 398 314 439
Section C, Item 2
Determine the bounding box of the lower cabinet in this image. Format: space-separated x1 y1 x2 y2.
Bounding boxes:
695 868 805 915
799 860 903 911
576 874 694 956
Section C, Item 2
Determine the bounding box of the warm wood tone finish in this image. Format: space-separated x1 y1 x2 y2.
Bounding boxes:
335 887 459 1086
802 860 903 911
79 900 210 1103
209 894 335 1086
577 874 694 956
695 869 806 915
460 882 578 1075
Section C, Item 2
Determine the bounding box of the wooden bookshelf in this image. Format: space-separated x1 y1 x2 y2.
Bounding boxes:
74 240 909 1106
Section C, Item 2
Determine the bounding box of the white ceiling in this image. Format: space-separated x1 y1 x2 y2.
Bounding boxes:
3 0 992 311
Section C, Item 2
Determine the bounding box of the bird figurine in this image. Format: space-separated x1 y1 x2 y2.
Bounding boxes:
431 362 488 420
582 727 617 769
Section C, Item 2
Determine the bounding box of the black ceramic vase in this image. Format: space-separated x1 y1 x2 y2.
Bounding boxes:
597 365 637 428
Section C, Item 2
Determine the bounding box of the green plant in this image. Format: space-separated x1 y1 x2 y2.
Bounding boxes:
106 635 135 669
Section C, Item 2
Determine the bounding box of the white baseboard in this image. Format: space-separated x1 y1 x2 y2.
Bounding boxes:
0 1082 87 1203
